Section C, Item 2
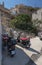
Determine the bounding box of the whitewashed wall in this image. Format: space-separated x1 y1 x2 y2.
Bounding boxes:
32 8 42 21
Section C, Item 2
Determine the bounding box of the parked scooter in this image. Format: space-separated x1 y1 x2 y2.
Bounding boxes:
20 37 31 48
2 33 9 50
8 38 17 57
8 45 16 57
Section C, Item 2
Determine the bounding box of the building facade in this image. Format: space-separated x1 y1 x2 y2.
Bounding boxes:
0 2 14 27
10 4 38 16
32 8 42 21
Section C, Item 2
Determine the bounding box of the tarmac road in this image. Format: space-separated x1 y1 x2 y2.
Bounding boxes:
2 37 42 65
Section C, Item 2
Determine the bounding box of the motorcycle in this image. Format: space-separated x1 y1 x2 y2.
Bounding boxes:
8 45 16 57
2 33 9 50
8 38 17 57
20 37 31 48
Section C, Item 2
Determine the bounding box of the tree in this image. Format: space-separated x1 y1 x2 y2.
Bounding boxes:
10 14 32 29
10 14 38 35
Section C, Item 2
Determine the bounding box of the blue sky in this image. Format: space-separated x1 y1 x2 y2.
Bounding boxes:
0 0 42 9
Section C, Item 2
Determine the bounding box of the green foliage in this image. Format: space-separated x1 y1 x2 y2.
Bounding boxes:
10 14 38 35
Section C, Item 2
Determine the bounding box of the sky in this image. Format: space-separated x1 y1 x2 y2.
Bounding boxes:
0 0 42 9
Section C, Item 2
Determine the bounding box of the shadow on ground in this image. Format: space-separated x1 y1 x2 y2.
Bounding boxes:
28 48 40 54
17 43 40 54
26 47 42 65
